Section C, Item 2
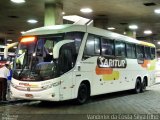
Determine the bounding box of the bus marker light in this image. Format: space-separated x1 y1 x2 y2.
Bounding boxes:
20 36 36 43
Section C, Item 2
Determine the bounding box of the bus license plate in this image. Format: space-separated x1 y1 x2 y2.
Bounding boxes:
25 94 33 98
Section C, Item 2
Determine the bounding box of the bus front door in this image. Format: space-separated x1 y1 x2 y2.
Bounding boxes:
59 46 75 100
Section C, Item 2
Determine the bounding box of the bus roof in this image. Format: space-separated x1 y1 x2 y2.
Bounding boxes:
23 24 87 36
23 24 155 48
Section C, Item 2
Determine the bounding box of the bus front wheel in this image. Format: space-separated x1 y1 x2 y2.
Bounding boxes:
76 83 89 104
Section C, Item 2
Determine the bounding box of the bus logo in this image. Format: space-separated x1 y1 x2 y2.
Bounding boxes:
97 56 127 68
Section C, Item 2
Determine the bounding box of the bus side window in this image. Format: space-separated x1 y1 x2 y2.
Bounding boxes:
151 47 156 60
144 47 151 60
115 41 126 57
136 45 144 59
126 43 136 59
83 34 100 60
101 38 114 56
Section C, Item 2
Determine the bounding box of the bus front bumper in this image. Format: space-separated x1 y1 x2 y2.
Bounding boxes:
10 86 60 101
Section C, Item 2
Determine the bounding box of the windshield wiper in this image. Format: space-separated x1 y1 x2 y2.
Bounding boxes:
18 52 29 78
18 62 27 78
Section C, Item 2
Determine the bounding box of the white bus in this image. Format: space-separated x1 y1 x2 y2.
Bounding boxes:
10 25 156 104
0 45 16 67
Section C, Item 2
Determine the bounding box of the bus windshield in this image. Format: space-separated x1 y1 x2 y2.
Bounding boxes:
13 32 84 81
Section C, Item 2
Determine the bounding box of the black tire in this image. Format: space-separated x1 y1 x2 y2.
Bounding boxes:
141 80 147 92
133 79 141 94
76 83 89 105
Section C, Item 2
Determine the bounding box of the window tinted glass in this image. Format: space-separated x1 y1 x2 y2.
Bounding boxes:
95 37 100 55
115 41 125 57
136 45 144 59
65 32 84 54
144 47 151 59
59 45 74 74
151 47 156 59
83 34 100 57
126 43 136 58
101 38 114 56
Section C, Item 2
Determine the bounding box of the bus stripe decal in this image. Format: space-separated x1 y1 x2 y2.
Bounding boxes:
96 66 113 75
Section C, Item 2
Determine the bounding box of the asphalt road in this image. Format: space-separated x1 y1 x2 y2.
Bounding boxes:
1 84 160 120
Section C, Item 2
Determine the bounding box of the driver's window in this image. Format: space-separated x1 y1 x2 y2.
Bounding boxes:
65 32 84 54
83 34 100 60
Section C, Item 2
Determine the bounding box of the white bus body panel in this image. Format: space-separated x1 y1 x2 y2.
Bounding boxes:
74 57 156 97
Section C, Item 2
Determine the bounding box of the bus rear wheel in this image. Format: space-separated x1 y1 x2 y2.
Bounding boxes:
141 80 147 92
133 79 141 94
76 83 89 104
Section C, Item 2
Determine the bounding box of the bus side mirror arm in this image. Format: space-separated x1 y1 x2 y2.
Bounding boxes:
52 40 74 59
